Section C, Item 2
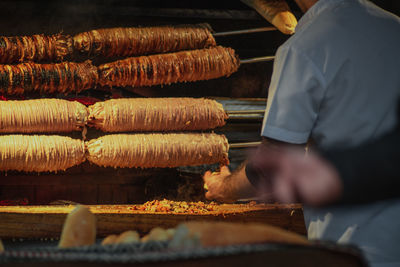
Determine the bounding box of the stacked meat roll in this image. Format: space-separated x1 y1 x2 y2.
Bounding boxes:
86 133 229 168
0 135 85 172
98 46 239 88
86 97 230 168
73 24 216 58
0 61 98 95
0 24 237 171
0 99 88 172
0 34 73 63
0 99 87 133
88 98 227 132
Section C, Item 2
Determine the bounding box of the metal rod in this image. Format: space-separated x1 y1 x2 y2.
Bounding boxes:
229 141 261 148
213 26 277 37
240 56 275 64
227 109 265 115
227 115 263 121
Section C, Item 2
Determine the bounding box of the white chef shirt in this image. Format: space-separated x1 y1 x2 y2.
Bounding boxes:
261 0 400 266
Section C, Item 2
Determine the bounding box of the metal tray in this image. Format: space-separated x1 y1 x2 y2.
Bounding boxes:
0 239 368 267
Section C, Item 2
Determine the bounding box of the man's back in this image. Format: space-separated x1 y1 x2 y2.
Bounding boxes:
261 0 400 266
295 0 400 148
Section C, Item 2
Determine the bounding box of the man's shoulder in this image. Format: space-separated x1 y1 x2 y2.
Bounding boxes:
280 1 400 63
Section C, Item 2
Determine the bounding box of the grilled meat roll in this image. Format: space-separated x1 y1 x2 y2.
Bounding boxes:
73 24 216 58
98 46 239 88
88 98 227 132
86 133 229 168
0 135 85 172
0 60 98 95
0 34 73 63
0 99 88 133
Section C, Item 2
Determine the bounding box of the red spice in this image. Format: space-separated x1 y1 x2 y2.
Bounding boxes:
67 96 101 106
0 198 29 206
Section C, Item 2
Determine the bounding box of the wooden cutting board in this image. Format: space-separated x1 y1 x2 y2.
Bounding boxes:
0 203 305 239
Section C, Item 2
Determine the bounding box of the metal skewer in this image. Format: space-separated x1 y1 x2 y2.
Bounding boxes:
226 109 265 121
240 56 275 64
213 27 277 37
229 141 261 148
226 110 265 115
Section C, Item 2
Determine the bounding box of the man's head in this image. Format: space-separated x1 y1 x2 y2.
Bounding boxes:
293 0 318 12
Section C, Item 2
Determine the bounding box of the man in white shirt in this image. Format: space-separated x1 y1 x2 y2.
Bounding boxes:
204 0 400 266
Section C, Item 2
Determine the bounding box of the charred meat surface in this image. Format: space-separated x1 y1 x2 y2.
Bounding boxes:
73 24 216 58
98 46 240 88
0 60 98 95
0 34 73 63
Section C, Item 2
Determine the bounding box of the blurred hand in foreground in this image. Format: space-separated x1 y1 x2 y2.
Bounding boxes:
249 146 343 206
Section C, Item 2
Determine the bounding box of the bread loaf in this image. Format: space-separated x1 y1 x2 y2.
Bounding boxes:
179 221 309 247
101 234 118 245
115 231 140 244
101 231 140 245
241 0 297 34
58 205 97 248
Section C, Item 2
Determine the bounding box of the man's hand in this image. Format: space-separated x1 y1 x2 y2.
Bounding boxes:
203 166 236 203
281 150 343 206
203 164 258 203
249 146 343 206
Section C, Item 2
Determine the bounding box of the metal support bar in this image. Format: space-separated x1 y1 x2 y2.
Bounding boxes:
229 141 261 148
213 27 276 37
240 56 275 64
227 110 265 115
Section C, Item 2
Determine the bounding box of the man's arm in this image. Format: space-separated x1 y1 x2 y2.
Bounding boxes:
203 137 304 203
323 125 400 204
232 121 400 206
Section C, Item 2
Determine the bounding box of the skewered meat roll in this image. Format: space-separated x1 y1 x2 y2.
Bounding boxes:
88 98 227 132
0 99 88 133
73 24 216 58
98 46 239 88
0 135 85 172
86 133 229 168
0 34 73 64
0 60 98 95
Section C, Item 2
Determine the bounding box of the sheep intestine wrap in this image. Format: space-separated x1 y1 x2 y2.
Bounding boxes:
86 133 229 168
0 99 88 133
88 98 227 132
0 135 85 172
98 46 240 88
0 34 73 64
0 60 98 95
73 24 216 58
